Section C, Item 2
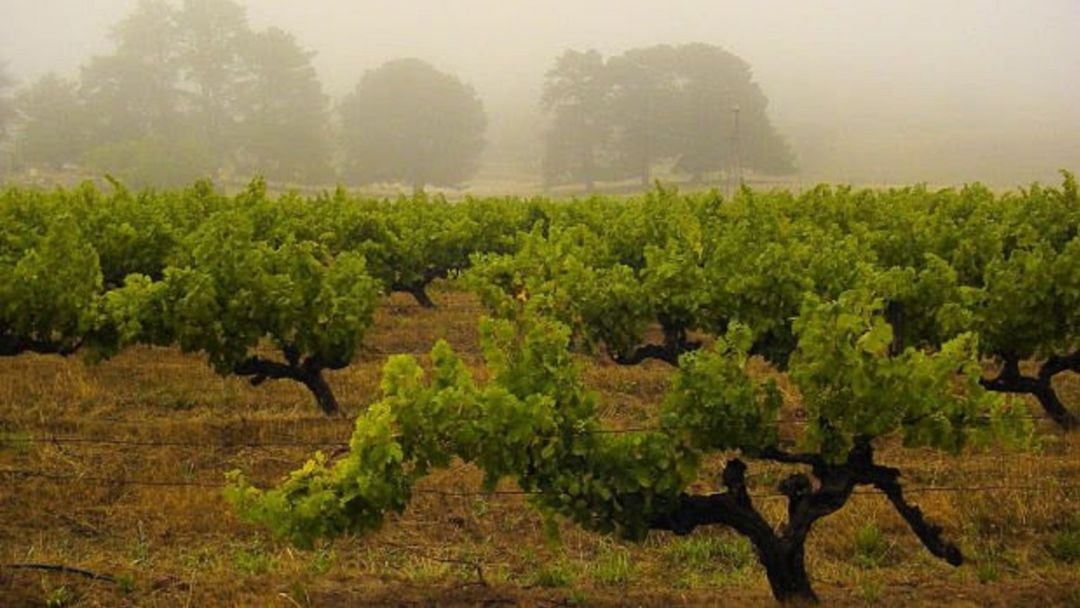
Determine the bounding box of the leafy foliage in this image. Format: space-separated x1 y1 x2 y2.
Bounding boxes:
0 172 1073 601
542 44 794 189
340 58 487 188
0 214 103 356
27 0 331 185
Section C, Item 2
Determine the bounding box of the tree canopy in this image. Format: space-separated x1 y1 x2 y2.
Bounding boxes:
0 63 16 139
14 74 88 170
340 58 487 189
233 27 333 183
541 50 613 192
13 0 334 186
543 43 795 190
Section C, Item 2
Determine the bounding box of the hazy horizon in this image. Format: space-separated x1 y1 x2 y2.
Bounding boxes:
2 0 1078 187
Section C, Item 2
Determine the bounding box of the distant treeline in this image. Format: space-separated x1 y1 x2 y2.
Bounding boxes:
0 0 793 190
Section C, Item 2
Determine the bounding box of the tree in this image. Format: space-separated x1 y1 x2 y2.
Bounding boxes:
0 63 15 139
234 27 333 184
14 74 89 169
541 44 794 190
174 0 251 169
0 63 17 174
82 135 216 189
605 46 682 186
541 50 612 192
76 0 335 185
77 0 211 185
80 0 183 144
667 43 794 180
60 0 336 184
340 58 486 189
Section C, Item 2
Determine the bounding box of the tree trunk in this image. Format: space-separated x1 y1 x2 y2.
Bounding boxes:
649 460 824 604
1037 352 1079 430
759 539 817 604
234 355 340 416
300 368 339 416
408 284 435 308
582 145 596 194
0 334 80 357
390 281 436 308
981 356 1078 430
648 446 966 605
660 316 698 358
1031 382 1077 430
610 316 700 366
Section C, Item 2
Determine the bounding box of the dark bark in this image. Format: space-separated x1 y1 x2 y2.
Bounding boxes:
749 327 798 371
611 342 681 366
299 370 339 416
884 300 905 356
234 352 340 415
759 539 816 604
651 459 821 603
862 464 963 565
610 316 701 367
0 334 80 357
391 282 434 308
980 354 1078 430
391 267 449 309
650 440 963 604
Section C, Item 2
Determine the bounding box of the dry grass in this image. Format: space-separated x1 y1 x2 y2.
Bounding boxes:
1 286 1078 607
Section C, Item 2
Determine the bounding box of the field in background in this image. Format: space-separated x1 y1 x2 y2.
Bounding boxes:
1 286 1078 607
1 166 970 201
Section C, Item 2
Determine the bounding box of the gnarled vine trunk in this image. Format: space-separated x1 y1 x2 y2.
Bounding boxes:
392 268 450 309
611 314 701 366
393 282 435 308
759 539 816 603
0 333 81 357
981 353 1078 430
652 440 964 604
234 353 341 415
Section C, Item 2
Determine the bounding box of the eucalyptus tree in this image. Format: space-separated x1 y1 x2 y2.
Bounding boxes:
173 0 251 168
541 49 613 192
340 58 486 190
14 74 88 169
234 27 333 184
666 43 794 181
0 63 15 140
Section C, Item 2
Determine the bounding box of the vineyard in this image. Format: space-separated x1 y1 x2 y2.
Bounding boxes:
1 177 1078 605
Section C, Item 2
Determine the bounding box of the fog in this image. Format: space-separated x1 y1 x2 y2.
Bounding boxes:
2 0 1078 188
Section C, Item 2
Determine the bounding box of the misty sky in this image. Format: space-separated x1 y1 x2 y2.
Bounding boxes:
2 0 1079 185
